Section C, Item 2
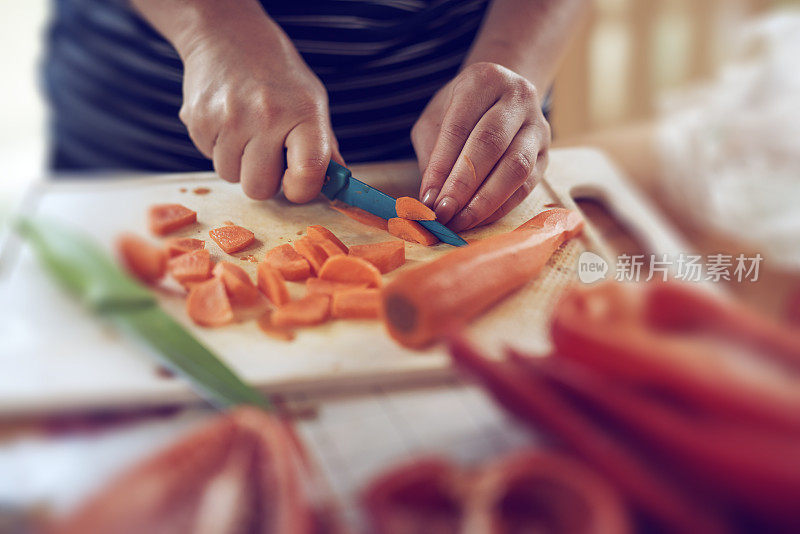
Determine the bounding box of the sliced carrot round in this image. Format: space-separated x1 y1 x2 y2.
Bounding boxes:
387 218 438 246
213 262 263 310
395 196 435 221
167 249 213 287
164 237 205 258
332 288 381 319
348 241 405 274
186 278 234 327
209 225 255 254
318 255 382 288
148 204 197 236
306 277 368 296
271 294 331 328
294 237 327 275
306 225 349 254
264 244 311 281
257 262 290 307
117 234 167 285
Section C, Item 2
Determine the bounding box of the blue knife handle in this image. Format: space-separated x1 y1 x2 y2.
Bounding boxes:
322 160 351 199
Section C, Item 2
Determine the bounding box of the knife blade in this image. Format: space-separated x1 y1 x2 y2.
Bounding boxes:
15 216 270 411
322 161 468 247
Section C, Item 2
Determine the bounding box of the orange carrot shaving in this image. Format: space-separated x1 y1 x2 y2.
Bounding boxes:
330 200 388 231
186 278 234 327
164 237 205 258
209 225 255 254
515 208 584 233
387 218 438 246
294 236 327 275
382 209 584 348
257 262 290 307
264 244 311 281
332 288 381 319
318 255 382 288
395 197 435 221
257 312 297 341
306 225 348 254
348 241 405 274
167 249 212 287
148 204 197 236
306 277 368 296
212 262 265 316
271 294 331 328
117 233 167 284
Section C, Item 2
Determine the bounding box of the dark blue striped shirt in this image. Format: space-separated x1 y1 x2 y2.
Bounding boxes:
45 0 490 172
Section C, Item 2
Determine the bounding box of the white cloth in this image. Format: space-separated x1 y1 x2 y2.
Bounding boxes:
657 12 800 269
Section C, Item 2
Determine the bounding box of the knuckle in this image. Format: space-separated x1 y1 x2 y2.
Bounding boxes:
448 174 475 199
294 154 328 176
440 121 472 144
511 78 537 101
466 61 505 84
473 127 508 156
425 158 452 182
503 150 534 184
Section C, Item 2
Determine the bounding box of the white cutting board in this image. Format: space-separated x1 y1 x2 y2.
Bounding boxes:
0 149 687 415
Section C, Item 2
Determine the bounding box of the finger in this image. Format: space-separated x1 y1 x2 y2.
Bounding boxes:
211 129 247 183
282 121 331 204
448 124 542 232
179 104 217 159
418 89 495 209
239 136 284 200
480 149 549 227
434 102 525 224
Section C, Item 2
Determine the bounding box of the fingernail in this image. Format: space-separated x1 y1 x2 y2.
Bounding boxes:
435 196 458 224
421 188 439 208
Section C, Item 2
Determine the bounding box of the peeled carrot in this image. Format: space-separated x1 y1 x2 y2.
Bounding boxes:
294 236 327 275
387 218 438 246
257 262 290 307
117 233 167 284
307 225 348 254
331 200 388 231
306 277 367 296
382 209 583 348
186 277 234 327
395 196 435 221
516 207 584 233
271 294 331 328
257 312 297 341
332 288 381 319
264 243 311 281
209 225 255 254
348 241 405 274
318 255 382 288
167 249 212 287
164 237 205 258
148 204 197 236
212 262 264 311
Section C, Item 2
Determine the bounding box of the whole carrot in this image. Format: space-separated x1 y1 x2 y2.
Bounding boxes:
381 209 583 348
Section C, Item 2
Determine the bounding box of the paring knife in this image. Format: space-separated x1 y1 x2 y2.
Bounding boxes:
322 160 468 247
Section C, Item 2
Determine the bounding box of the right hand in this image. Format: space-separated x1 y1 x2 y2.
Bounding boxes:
179 18 342 202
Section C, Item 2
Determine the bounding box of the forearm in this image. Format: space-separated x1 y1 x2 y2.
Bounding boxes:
464 0 590 90
129 0 288 60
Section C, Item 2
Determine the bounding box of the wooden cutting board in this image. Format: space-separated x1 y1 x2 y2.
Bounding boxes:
0 149 688 415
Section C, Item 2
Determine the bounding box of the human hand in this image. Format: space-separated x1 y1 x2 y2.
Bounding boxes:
179 19 342 201
411 62 550 231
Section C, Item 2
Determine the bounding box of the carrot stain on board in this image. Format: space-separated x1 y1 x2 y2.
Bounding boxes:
193 187 211 195
239 255 259 263
179 187 187 193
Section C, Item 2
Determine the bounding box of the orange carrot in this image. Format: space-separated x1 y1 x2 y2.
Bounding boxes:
164 237 205 258
306 277 368 296
271 294 331 328
294 236 327 275
382 209 584 348
257 262 290 307
257 312 297 341
212 262 265 313
348 241 405 274
332 288 381 319
395 196 435 221
209 225 255 254
331 200 388 231
186 278 234 327
318 255 382 288
117 233 167 284
515 208 584 233
264 244 311 281
148 204 197 236
306 225 348 254
167 249 212 287
387 218 438 246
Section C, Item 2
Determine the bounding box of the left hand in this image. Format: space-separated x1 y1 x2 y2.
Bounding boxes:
411 62 550 232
